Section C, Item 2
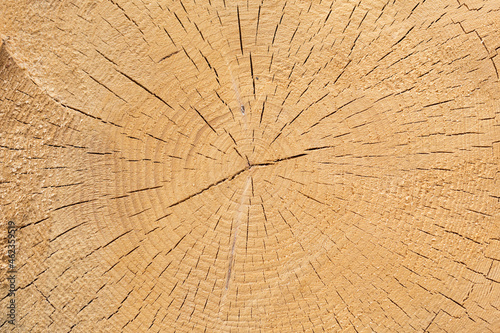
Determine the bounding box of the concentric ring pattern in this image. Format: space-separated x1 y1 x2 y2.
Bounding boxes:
1 0 499 332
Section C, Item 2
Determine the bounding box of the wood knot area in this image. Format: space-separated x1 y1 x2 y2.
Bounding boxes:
1 1 500 332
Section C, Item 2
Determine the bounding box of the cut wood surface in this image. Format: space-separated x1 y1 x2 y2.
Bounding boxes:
1 0 500 332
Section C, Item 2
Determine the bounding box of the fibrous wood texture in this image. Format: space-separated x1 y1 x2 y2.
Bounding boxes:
1 0 500 332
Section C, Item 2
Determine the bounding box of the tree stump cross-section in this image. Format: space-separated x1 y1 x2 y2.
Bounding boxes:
1 0 500 332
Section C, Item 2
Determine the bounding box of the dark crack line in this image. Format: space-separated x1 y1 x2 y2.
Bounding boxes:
167 168 248 209
166 152 311 209
192 106 217 134
237 6 244 54
115 69 177 124
159 50 180 62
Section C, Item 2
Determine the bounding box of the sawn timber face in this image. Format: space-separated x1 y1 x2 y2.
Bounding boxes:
1 1 500 332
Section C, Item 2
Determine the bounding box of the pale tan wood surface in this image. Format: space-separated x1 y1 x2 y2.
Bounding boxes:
1 0 499 332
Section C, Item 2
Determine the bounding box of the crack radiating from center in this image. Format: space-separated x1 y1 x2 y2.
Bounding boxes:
225 175 252 290
166 150 315 210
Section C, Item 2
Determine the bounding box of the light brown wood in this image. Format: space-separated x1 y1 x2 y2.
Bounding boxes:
1 0 500 332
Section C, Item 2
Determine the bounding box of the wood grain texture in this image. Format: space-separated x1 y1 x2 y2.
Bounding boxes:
1 0 499 332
